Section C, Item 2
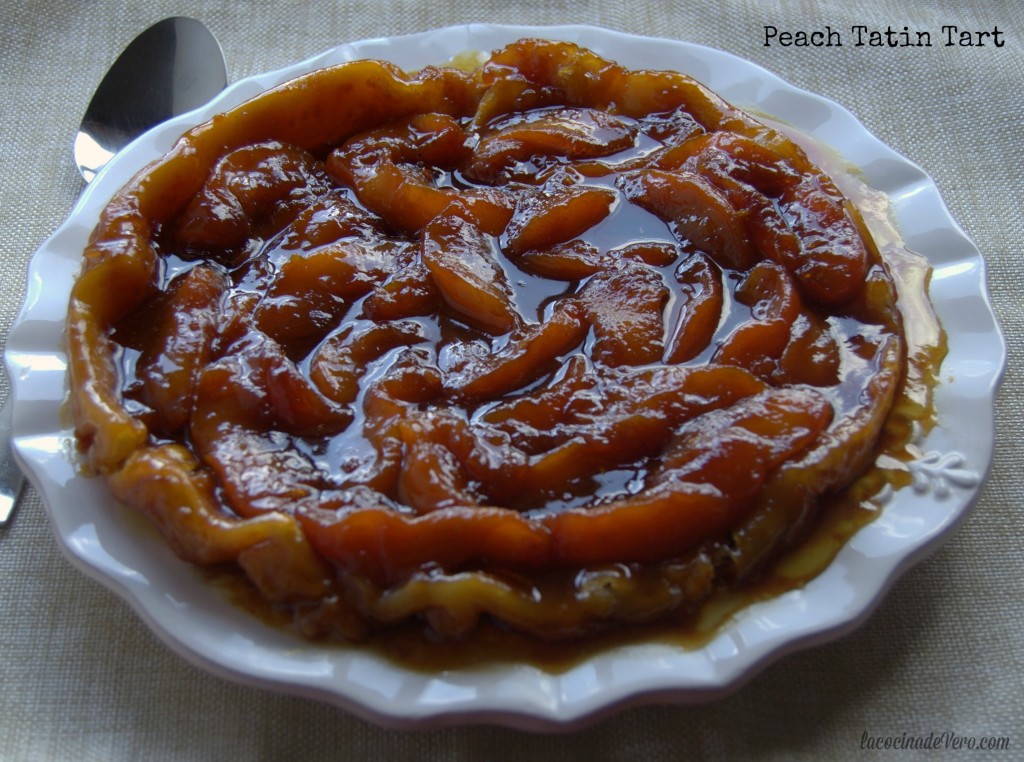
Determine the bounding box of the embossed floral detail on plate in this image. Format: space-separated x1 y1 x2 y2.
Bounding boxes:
908 451 980 499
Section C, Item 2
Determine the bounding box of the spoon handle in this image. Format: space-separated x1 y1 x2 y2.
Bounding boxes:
0 396 25 525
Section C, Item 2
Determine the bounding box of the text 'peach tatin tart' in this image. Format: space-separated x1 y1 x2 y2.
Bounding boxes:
66 39 940 643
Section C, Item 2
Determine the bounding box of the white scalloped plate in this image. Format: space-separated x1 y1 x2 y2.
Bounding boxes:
5 24 1005 730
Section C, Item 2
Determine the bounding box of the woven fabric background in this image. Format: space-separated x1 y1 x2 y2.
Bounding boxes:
1 1 1020 759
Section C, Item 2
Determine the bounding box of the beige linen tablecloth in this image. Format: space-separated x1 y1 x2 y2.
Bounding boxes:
2 1 1020 758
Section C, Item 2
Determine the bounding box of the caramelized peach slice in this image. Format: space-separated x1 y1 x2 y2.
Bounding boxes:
546 387 832 564
504 183 617 255
254 240 405 345
396 436 481 514
577 261 668 367
422 213 521 334
137 264 228 434
212 291 262 356
189 333 352 517
713 261 800 376
194 332 352 439
521 364 766 495
617 168 758 270
464 107 638 183
176 141 329 250
610 241 681 267
362 346 444 427
350 347 445 498
333 112 469 173
391 408 531 502
298 504 552 583
653 386 833 486
483 38 760 133
770 175 870 305
480 355 595 447
73 212 160 327
665 253 723 364
327 114 513 234
471 76 564 128
273 190 386 252
546 483 735 565
774 314 841 387
66 298 149 473
639 106 706 146
516 240 608 280
686 133 869 305
108 444 332 602
690 132 798 203
482 38 625 110
649 132 716 171
445 299 588 399
517 240 680 282
362 261 442 321
192 421 325 518
309 319 426 405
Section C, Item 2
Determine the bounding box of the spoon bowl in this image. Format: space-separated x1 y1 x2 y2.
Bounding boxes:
74 17 227 182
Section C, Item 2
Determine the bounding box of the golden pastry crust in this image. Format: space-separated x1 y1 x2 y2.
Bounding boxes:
67 39 912 641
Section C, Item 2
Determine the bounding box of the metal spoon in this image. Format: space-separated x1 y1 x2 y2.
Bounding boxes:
0 18 227 525
75 16 228 182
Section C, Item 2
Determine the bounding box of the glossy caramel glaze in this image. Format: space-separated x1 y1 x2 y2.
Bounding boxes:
66 39 939 643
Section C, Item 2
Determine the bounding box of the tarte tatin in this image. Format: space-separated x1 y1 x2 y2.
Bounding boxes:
66 39 939 642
